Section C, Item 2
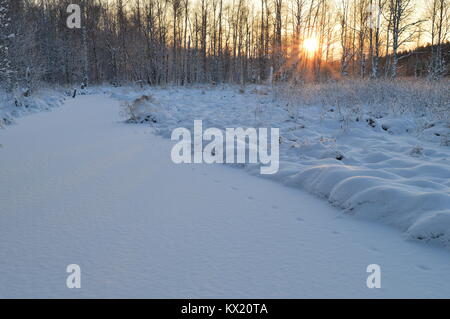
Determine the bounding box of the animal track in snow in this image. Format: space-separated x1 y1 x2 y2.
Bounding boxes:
417 264 431 271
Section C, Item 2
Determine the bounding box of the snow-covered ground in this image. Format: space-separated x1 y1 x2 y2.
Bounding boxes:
107 84 450 248
0 88 66 129
1 93 450 298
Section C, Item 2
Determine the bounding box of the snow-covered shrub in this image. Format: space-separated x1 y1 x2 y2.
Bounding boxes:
250 86 270 96
122 94 171 124
122 95 154 123
0 87 65 128
276 79 450 123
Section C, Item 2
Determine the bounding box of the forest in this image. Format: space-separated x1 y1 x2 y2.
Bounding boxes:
0 0 448 91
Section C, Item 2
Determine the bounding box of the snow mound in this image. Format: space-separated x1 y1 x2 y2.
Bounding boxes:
122 95 156 123
407 211 450 244
285 164 450 230
0 88 66 127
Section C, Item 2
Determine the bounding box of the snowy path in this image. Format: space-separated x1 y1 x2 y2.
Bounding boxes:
0 95 450 298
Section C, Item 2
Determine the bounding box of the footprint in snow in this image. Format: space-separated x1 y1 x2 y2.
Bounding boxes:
248 196 255 200
231 186 238 191
331 230 340 235
272 205 279 210
296 217 305 222
213 179 220 183
417 264 431 271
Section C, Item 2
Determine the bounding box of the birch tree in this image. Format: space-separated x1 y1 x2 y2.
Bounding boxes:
389 0 421 78
427 0 449 79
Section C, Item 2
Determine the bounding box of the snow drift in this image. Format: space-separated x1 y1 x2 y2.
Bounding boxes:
0 88 66 128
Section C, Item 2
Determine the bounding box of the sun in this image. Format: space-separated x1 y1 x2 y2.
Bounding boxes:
303 38 319 55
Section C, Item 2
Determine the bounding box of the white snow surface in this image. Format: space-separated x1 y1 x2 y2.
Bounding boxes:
108 85 450 248
0 88 66 128
1 93 450 298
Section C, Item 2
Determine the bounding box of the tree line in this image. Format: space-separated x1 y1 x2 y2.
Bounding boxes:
0 0 448 92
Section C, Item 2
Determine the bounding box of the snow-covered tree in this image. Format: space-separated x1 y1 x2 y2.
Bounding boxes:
0 0 445 85
0 0 14 91
427 0 450 79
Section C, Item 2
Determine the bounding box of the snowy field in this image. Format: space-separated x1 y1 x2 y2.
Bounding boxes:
0 86 449 298
107 83 450 248
1 0 449 301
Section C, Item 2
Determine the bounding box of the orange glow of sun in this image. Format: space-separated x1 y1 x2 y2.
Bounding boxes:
303 38 319 55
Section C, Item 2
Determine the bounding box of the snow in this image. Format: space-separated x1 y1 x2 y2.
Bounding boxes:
0 88 66 128
107 84 450 248
1 93 450 298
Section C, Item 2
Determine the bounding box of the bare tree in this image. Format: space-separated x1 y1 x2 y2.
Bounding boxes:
369 0 385 78
0 0 446 88
339 0 352 76
427 0 449 79
389 0 421 78
0 0 14 91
